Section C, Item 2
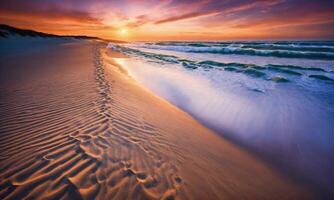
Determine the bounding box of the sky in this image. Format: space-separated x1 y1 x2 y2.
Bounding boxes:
0 0 333 41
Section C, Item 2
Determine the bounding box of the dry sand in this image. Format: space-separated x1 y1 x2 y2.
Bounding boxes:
0 40 314 199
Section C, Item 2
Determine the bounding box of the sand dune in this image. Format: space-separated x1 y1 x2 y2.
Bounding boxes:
0 40 314 199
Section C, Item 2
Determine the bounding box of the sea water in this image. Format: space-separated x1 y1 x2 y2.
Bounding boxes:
108 41 334 194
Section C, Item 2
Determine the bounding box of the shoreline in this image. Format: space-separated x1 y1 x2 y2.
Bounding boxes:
106 43 334 199
101 45 314 199
0 38 314 199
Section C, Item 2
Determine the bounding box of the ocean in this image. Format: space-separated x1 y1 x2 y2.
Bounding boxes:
107 41 334 194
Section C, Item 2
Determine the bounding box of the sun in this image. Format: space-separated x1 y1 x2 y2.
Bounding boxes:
119 28 128 36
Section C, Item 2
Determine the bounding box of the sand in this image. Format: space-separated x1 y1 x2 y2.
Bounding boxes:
0 39 314 199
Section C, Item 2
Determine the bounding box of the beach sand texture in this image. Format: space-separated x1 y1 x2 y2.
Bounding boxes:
0 40 313 200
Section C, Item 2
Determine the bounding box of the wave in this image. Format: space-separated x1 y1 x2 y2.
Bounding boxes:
152 41 334 47
135 44 334 60
240 44 334 53
107 44 334 84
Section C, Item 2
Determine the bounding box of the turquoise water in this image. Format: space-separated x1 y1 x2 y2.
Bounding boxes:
108 41 334 196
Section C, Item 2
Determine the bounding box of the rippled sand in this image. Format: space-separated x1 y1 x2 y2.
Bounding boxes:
0 40 313 199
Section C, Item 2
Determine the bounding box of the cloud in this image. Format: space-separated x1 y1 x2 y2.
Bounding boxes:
126 15 151 28
231 0 334 30
0 0 333 40
153 0 282 25
0 0 101 24
154 11 221 24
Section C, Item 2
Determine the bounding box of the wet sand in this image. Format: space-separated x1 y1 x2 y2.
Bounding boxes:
0 39 314 199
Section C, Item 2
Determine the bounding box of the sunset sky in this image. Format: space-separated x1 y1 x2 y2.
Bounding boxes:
0 0 333 41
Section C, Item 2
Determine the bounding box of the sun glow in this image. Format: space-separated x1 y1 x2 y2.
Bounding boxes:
119 28 128 36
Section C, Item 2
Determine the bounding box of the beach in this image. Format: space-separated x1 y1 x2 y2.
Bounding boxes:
0 38 315 199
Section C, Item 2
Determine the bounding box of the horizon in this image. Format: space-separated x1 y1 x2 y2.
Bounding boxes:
3 23 334 42
0 0 333 41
